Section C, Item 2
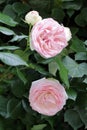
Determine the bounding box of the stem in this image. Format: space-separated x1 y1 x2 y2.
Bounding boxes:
24 24 32 53
27 24 32 48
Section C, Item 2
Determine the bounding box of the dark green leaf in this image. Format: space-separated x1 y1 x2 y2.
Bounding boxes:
70 27 79 35
16 68 27 84
6 98 24 118
12 2 29 15
67 9 75 17
51 8 65 22
0 117 4 130
62 1 82 10
0 96 8 117
76 93 87 127
64 109 83 130
70 37 86 52
11 79 26 98
66 88 77 100
3 4 16 19
75 8 87 27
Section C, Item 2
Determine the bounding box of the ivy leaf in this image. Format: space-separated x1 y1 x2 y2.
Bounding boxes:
63 56 87 77
76 93 87 128
12 2 29 16
66 88 77 100
64 109 83 130
0 52 28 66
70 37 86 52
0 12 17 27
75 52 87 61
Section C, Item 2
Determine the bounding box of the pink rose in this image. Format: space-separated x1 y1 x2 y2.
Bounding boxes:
30 18 71 58
29 78 68 116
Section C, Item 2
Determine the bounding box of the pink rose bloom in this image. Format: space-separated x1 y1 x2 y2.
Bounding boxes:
29 78 68 116
30 18 71 58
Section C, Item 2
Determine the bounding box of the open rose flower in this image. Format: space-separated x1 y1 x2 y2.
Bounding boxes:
29 78 68 116
30 18 72 58
25 11 42 25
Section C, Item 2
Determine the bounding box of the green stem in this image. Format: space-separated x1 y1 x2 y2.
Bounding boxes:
27 24 32 48
24 24 32 53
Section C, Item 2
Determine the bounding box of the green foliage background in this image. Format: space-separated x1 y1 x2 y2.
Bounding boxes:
0 0 87 130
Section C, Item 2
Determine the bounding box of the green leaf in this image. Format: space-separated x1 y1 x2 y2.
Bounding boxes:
14 50 29 62
12 2 29 15
0 26 15 35
0 0 6 4
62 1 82 10
84 40 87 45
66 88 77 100
75 52 87 61
55 57 70 88
70 27 79 35
63 56 87 77
51 8 65 22
31 124 47 130
11 79 26 98
0 117 4 130
6 98 23 118
64 109 83 130
83 78 87 84
70 37 86 52
76 93 87 128
48 61 58 76
75 8 87 27
0 13 17 27
16 68 27 84
0 96 8 117
0 46 20 50
0 52 28 66
22 100 31 113
3 4 16 19
10 35 28 42
67 9 75 17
